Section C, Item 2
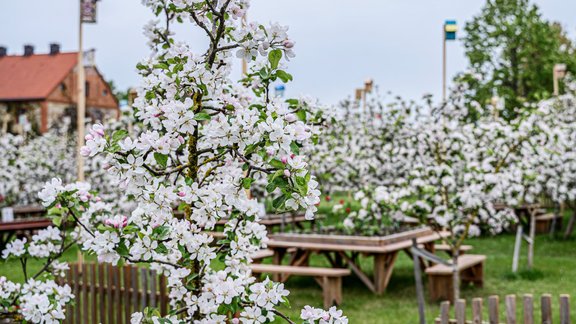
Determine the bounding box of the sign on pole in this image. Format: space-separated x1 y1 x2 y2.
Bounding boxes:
444 20 457 41
81 0 98 23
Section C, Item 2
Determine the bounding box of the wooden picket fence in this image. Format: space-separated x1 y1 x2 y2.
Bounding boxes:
435 294 571 324
56 262 169 324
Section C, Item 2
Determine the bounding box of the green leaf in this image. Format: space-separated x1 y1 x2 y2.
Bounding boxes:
272 194 288 209
111 130 129 144
153 225 170 240
51 216 62 227
276 70 293 82
296 109 307 121
153 63 169 70
117 240 129 257
268 49 282 70
290 142 300 155
154 152 168 168
269 159 285 169
194 112 211 121
242 177 254 189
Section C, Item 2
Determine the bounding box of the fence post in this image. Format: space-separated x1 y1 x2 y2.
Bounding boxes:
440 301 450 324
541 294 552 324
455 299 466 324
506 294 517 324
560 294 570 324
472 298 483 324
488 295 499 324
523 294 534 324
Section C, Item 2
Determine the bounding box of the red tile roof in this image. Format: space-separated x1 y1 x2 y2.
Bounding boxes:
0 52 78 101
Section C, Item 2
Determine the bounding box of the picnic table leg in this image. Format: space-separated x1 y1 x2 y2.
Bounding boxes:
338 251 377 293
272 248 287 282
374 251 399 295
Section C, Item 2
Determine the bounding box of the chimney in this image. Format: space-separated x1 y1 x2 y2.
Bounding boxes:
0 46 6 58
49 43 60 55
23 45 34 56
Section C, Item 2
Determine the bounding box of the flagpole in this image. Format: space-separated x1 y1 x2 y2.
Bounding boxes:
77 0 86 182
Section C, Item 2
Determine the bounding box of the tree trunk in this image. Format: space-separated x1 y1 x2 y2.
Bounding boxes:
452 249 460 301
564 205 576 239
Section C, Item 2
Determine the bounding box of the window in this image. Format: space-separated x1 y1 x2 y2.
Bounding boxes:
85 81 90 97
102 89 108 96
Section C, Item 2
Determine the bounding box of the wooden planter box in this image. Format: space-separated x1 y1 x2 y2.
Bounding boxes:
270 226 433 247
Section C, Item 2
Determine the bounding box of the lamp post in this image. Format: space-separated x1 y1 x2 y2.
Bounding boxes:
443 20 457 101
553 63 567 96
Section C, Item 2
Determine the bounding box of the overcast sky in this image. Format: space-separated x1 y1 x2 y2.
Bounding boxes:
1 1 574 104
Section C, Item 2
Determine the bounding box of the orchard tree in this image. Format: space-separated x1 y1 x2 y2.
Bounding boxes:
1 0 348 323
460 0 576 120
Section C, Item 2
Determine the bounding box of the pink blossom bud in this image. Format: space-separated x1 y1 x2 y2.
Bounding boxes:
154 113 162 118
290 153 295 159
284 113 297 123
231 319 240 324
103 163 112 170
266 148 275 156
80 146 91 157
177 191 186 197
85 134 94 141
284 169 291 177
281 156 288 164
283 40 295 49
178 136 185 144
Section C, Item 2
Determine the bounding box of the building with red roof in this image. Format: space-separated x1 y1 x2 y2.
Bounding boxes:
0 44 119 134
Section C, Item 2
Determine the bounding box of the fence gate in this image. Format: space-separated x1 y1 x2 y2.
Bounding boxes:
57 262 168 324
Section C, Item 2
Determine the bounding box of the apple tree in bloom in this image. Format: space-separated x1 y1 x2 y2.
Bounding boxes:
1 1 348 323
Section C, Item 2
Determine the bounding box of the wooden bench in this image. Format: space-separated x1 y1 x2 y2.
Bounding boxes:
251 249 275 263
426 254 486 302
535 213 562 234
434 244 473 256
250 264 350 309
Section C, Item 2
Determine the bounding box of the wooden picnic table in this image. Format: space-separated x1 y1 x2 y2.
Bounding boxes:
0 217 52 251
266 230 449 295
12 205 46 218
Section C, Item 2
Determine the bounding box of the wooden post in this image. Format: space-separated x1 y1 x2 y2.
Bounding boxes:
472 298 483 324
560 294 570 324
506 294 516 324
541 294 552 324
512 225 522 273
528 209 536 270
564 208 576 239
523 294 534 324
452 251 460 301
440 301 450 324
455 299 466 324
412 239 426 324
553 67 559 96
488 295 499 324
77 0 86 182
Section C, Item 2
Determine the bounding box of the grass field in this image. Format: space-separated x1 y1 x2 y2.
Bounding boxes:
2 221 575 323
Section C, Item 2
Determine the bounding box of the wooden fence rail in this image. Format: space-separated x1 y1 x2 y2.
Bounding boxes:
56 262 168 324
435 294 571 324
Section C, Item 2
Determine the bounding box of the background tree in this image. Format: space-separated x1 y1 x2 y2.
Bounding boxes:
459 0 576 120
